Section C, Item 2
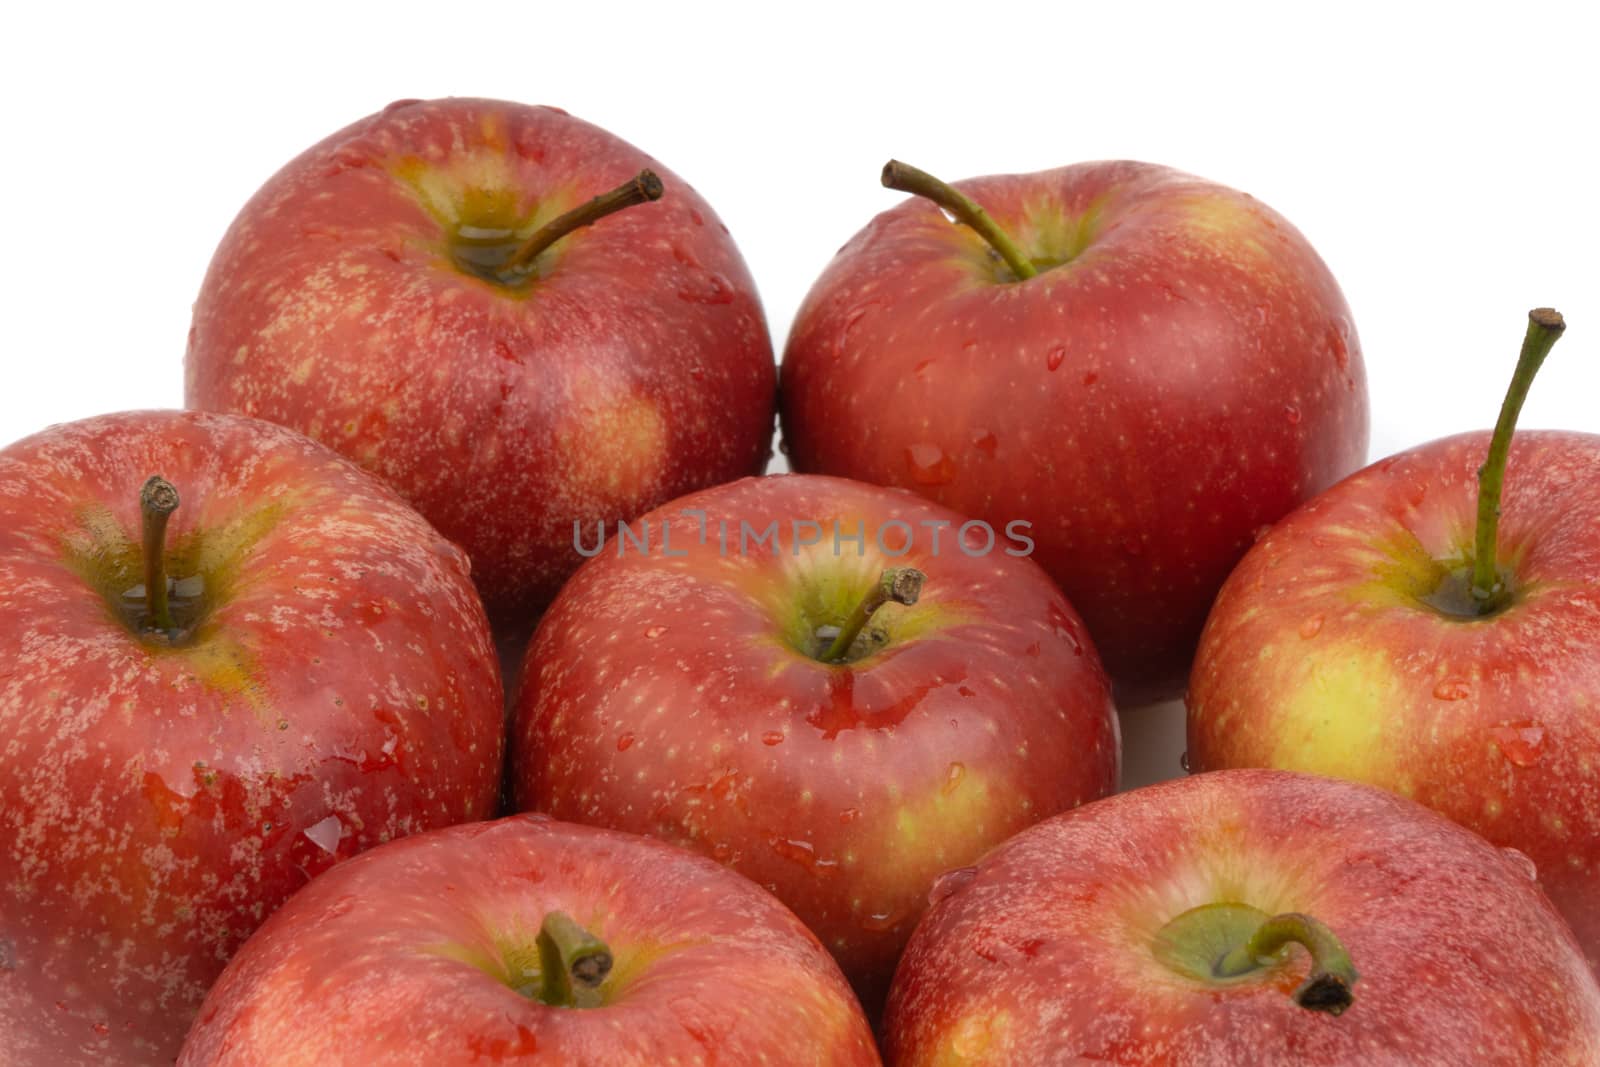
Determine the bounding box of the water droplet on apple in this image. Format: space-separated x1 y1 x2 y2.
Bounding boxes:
860 908 907 933
761 731 784 746
645 625 667 639
1046 346 1066 371
1500 846 1539 881
303 815 343 855
676 272 735 305
1298 614 1324 639
689 208 705 227
92 1022 110 1037
1254 304 1271 325
616 732 636 752
914 358 935 378
1284 403 1302 425
1252 524 1274 543
929 866 978 905
906 443 955 486
838 807 861 824
942 762 966 795
971 429 998 456
382 98 423 114
1179 750 1191 772
1433 679 1472 701
1082 370 1100 386
1489 721 1546 767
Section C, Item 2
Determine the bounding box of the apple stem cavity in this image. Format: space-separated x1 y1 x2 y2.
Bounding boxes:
822 567 926 663
534 911 613 1009
1469 307 1566 610
881 160 1037 282
500 169 664 278
139 475 180 634
1214 911 1359 1016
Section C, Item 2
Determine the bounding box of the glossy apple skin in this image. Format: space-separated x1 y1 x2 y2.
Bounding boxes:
780 161 1368 703
1189 431 1600 977
884 770 1600 1065
178 815 879 1066
187 97 776 625
510 473 1119 1013
0 411 503 1065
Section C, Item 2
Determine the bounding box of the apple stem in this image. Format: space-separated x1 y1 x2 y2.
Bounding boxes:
1214 911 1358 1015
1469 307 1566 609
535 911 613 1009
823 568 926 663
881 160 1037 281
500 170 664 277
140 476 180 634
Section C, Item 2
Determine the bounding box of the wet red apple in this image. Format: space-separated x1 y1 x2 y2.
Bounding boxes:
510 473 1119 1013
187 97 776 626
0 411 503 1064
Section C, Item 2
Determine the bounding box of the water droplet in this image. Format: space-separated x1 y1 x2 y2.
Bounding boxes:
943 762 966 795
769 837 837 876
92 1022 110 1037
1433 679 1472 701
688 208 705 227
1500 846 1539 881
971 429 997 456
838 807 861 825
645 625 667 639
382 98 422 114
1489 721 1546 767
676 272 735 305
303 815 342 855
1179 750 1192 773
616 732 636 752
1408 483 1427 508
1254 304 1271 325
1298 614 1324 639
957 685 976 697
861 908 907 933
1081 370 1100 386
929 866 978 905
906 443 955 486
761 731 785 746
1252 524 1274 543
1045 346 1066 371
1284 403 1302 425
914 358 934 377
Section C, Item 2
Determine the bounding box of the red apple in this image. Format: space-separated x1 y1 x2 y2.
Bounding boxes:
779 160 1369 702
884 769 1600 1064
1189 310 1600 975
186 97 776 625
178 815 879 1065
0 410 503 1065
509 473 1119 1012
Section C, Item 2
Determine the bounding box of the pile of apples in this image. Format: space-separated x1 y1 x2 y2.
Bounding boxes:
2 98 1597 1065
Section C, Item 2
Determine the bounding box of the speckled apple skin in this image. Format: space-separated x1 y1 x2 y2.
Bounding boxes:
1189 431 1600 979
186 97 776 625
178 816 880 1066
0 411 504 1065
510 474 1120 1014
885 769 1600 1066
780 161 1369 703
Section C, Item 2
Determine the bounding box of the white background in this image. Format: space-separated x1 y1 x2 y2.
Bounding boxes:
4 1 1597 786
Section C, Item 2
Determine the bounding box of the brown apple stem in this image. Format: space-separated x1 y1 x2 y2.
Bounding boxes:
881 160 1036 281
1214 911 1359 1015
500 170 664 276
1469 307 1566 609
823 568 926 663
535 911 612 1009
140 476 180 633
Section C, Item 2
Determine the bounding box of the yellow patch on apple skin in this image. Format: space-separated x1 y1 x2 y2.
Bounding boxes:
1178 194 1273 260
1269 642 1399 783
555 391 667 502
891 767 999 867
929 1009 1011 1064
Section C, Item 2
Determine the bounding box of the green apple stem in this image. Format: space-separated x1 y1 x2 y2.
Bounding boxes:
823 568 926 663
1469 307 1566 609
140 476 180 634
881 160 1036 281
1214 911 1359 1015
500 170 664 277
535 911 613 1009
